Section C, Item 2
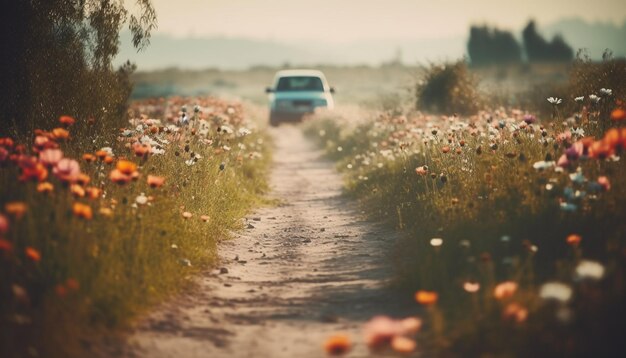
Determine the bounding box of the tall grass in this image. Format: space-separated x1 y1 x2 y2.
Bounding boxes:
305 61 626 355
0 97 270 358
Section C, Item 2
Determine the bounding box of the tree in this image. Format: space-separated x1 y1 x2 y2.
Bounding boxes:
522 20 573 62
0 0 157 133
468 25 522 66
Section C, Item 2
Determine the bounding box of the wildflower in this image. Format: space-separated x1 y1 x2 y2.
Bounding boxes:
25 247 41 262
82 153 96 162
599 88 612 96
110 160 138 184
66 278 80 291
72 202 93 220
391 336 417 354
415 166 428 176
5 202 27 219
147 175 165 188
0 238 12 252
52 128 70 140
503 303 528 323
59 115 76 126
323 334 351 356
494 281 518 300
441 145 451 154
39 149 63 166
103 156 114 164
611 108 626 121
200 215 210 222
588 140 613 159
589 94 600 103
523 114 536 124
430 238 443 247
116 160 137 175
132 142 151 157
557 154 569 168
135 193 148 205
76 173 90 186
532 160 555 170
109 169 131 184
95 150 108 160
364 316 402 349
0 214 9 235
182 211 193 219
99 207 114 217
539 282 573 303
70 184 86 198
55 284 67 297
19 160 48 182
575 260 605 280
566 234 582 246
463 281 480 293
574 96 584 103
85 187 102 199
53 158 81 183
597 176 611 191
547 97 562 105
415 290 438 305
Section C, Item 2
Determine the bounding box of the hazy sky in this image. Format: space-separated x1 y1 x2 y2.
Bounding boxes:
146 0 626 42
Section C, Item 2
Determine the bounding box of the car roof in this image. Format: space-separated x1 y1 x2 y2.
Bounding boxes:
275 69 325 78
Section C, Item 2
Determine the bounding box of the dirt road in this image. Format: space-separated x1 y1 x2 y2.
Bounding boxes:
113 124 416 357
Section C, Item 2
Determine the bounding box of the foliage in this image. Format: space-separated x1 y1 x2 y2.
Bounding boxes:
0 97 270 357
415 61 482 116
0 0 157 134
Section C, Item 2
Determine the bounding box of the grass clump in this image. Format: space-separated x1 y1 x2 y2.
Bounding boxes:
0 97 270 358
306 82 626 355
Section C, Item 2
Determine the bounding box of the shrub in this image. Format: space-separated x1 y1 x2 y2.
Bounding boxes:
415 61 482 116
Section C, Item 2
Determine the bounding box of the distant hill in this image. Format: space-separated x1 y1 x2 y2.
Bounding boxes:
114 17 626 70
543 18 626 58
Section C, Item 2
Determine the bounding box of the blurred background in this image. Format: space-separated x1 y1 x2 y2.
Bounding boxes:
115 0 626 104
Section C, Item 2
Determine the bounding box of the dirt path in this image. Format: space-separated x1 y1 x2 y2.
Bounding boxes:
114 125 416 357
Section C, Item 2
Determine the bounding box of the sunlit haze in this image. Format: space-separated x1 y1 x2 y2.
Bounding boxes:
149 0 625 42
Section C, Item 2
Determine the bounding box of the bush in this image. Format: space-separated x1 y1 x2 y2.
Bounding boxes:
415 61 482 115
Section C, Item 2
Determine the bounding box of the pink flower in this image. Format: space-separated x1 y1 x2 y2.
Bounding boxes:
364 316 403 349
598 176 611 191
0 147 10 163
53 158 80 183
556 130 571 143
39 149 64 166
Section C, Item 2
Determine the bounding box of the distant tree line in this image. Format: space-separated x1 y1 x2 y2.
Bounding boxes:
468 20 574 66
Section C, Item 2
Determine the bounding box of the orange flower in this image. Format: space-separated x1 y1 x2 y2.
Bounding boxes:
25 246 41 262
19 161 48 182
5 202 27 219
604 128 620 149
55 284 67 297
76 173 91 186
610 108 626 121
200 215 210 222
132 143 151 157
415 166 428 176
95 150 108 160
103 156 114 164
66 278 80 291
72 202 93 220
147 175 165 188
323 334 351 356
0 137 14 148
566 234 582 246
70 184 86 198
598 176 611 191
415 290 438 305
116 160 137 175
85 187 102 199
588 140 613 159
494 281 518 300
0 238 12 252
37 182 54 194
391 336 417 354
82 153 96 162
99 207 114 217
441 145 451 154
52 128 70 140
59 115 76 126
0 214 8 235
182 211 193 219
502 302 528 323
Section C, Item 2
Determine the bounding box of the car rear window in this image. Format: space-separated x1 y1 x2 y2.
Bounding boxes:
276 76 324 92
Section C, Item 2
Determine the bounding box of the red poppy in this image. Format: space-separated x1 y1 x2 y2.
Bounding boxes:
52 128 70 140
72 202 93 220
0 214 9 235
37 182 54 194
147 175 165 188
5 202 27 219
25 246 41 262
323 334 351 356
415 290 438 305
59 115 76 126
